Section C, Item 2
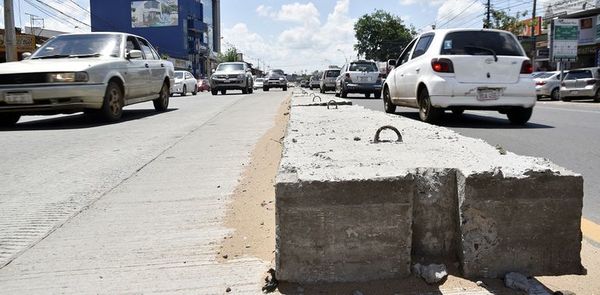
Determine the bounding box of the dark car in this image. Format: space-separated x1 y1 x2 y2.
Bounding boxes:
263 69 288 91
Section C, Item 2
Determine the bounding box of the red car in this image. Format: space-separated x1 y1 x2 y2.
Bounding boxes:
197 79 211 92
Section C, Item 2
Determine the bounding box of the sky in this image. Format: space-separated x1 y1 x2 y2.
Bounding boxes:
1 0 545 74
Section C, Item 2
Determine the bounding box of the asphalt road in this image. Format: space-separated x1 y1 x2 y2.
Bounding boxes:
335 91 600 224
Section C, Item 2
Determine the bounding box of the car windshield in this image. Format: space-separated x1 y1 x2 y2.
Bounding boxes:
270 70 285 75
326 70 340 77
217 64 244 71
440 31 523 56
256 78 264 82
349 63 377 72
175 72 184 79
32 34 122 59
536 72 556 79
564 70 593 80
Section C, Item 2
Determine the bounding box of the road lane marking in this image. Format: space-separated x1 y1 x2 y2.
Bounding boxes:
582 218 600 244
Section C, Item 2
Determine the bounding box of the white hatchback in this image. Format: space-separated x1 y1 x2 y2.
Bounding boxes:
383 29 536 125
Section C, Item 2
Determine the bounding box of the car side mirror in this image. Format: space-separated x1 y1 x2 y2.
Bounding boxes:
22 52 32 59
128 50 142 59
388 59 396 67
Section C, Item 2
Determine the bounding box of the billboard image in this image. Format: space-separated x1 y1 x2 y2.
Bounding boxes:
131 0 178 28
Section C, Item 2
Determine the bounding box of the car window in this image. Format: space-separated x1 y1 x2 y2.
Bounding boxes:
440 31 524 56
536 73 555 79
397 39 417 66
175 72 184 79
32 34 122 58
564 70 592 80
326 70 340 77
349 62 377 72
137 38 156 60
412 34 434 59
217 63 244 71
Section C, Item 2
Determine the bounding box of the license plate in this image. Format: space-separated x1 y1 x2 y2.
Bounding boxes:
570 90 578 94
4 92 33 104
476 89 501 101
359 77 368 82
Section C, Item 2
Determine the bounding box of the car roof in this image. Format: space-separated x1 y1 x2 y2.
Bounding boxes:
54 32 143 39
419 28 516 36
219 62 245 65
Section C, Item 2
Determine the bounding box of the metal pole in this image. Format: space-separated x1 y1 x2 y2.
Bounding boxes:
531 0 537 69
4 0 18 61
485 0 491 28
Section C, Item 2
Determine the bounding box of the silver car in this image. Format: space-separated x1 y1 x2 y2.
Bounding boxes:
319 69 340 93
210 62 254 95
0 32 174 126
534 71 562 101
560 67 600 102
335 60 382 99
172 70 198 96
254 78 265 90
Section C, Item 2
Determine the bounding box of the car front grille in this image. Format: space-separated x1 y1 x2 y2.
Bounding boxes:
0 73 48 85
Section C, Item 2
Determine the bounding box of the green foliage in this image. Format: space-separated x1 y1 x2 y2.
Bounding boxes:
484 9 529 35
217 47 239 63
354 10 416 62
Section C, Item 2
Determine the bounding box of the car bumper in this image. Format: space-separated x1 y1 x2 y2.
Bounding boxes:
345 83 382 93
535 86 551 96
265 81 286 87
321 83 336 90
560 87 596 98
172 84 184 93
211 79 245 90
0 83 106 114
427 76 536 109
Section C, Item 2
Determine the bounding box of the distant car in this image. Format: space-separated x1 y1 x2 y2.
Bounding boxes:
335 60 382 99
172 70 197 96
197 78 210 92
309 76 320 90
534 71 562 101
287 82 295 88
300 80 309 88
264 69 287 91
254 78 265 90
560 67 600 102
210 62 254 95
0 32 174 126
320 69 340 93
383 28 535 125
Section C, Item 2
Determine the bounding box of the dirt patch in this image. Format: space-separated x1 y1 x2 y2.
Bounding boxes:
218 95 290 263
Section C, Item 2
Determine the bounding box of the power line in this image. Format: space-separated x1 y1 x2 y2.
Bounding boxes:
438 0 482 28
23 0 83 30
32 0 90 27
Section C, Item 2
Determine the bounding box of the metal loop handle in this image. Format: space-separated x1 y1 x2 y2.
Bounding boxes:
309 93 316 98
374 125 403 143
312 96 322 102
327 100 338 109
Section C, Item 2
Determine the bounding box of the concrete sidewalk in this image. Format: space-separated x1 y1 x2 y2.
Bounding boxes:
0 93 285 294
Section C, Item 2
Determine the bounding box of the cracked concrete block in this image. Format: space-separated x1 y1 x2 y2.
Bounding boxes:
412 169 459 259
457 170 585 278
275 175 414 283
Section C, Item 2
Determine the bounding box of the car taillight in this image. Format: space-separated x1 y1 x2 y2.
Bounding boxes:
587 79 597 85
431 58 454 73
535 81 546 86
345 73 352 83
520 60 533 74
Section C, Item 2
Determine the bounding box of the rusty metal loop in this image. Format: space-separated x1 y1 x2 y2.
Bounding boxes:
312 96 322 102
327 100 338 109
374 125 403 143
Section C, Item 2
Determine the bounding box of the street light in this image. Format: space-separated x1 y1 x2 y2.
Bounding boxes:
337 49 348 64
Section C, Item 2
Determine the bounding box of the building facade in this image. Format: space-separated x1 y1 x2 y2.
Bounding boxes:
89 0 220 77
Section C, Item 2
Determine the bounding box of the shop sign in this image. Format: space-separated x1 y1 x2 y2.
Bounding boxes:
167 57 191 69
0 34 36 52
544 0 598 18
552 18 580 61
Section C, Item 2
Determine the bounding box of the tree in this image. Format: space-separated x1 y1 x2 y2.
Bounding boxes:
217 46 238 63
484 9 529 35
354 10 416 62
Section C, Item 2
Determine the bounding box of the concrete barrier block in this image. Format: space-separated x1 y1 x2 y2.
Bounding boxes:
275 174 414 283
457 170 585 278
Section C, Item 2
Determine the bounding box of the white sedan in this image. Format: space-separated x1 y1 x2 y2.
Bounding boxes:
172 70 198 96
0 32 174 125
383 28 536 125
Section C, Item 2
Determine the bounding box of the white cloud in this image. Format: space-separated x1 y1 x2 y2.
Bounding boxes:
400 0 417 6
0 4 4 28
256 5 274 17
224 0 358 74
436 0 484 28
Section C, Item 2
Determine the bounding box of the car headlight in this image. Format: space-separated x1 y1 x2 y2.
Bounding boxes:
279 77 285 81
238 74 245 79
48 72 88 83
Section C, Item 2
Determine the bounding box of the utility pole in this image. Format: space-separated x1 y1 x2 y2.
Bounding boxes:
485 0 491 28
531 0 537 70
4 0 18 62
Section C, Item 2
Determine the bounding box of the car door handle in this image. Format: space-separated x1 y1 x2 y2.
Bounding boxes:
160 63 164 68
145 63 149 68
415 68 420 72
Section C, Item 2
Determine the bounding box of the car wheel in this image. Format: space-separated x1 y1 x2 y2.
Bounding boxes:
310 85 313 90
181 85 187 96
418 88 443 123
153 82 170 112
221 90 227 95
263 86 269 92
283 86 288 91
365 93 371 99
383 87 396 114
374 91 381 99
506 107 532 125
0 113 21 127
341 86 348 98
550 88 559 101
248 86 254 94
192 86 198 95
211 89 218 95
594 89 600 102
99 81 124 122
242 86 248 94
